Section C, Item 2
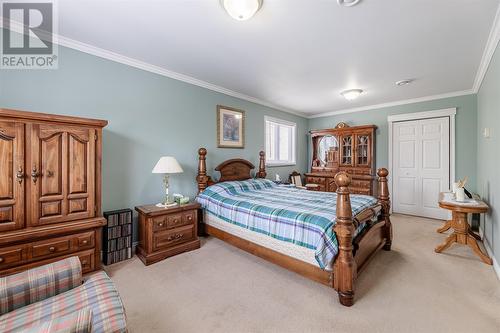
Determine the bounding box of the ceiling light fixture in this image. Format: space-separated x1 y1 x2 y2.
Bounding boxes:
341 89 363 100
222 0 263 21
337 0 361 7
396 79 413 86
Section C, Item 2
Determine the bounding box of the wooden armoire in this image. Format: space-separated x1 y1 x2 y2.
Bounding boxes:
305 122 377 195
0 109 107 276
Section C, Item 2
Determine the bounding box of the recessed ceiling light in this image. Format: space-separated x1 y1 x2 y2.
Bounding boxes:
396 79 413 86
222 0 263 21
337 0 361 7
341 89 363 100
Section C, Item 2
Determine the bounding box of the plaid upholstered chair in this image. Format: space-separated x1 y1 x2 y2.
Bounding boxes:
0 257 127 333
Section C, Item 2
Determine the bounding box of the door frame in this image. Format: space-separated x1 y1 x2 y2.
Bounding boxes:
388 108 456 214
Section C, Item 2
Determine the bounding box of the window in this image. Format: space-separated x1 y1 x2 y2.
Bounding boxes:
265 116 296 166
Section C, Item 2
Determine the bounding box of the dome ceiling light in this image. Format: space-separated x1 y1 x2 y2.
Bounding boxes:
222 0 263 21
341 89 363 101
337 0 361 7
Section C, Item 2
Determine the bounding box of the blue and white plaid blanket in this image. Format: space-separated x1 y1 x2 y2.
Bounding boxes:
196 178 378 268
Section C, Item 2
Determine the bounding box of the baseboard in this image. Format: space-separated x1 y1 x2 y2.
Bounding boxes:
482 238 500 281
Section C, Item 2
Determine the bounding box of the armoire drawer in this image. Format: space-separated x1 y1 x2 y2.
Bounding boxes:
0 245 27 270
32 237 71 259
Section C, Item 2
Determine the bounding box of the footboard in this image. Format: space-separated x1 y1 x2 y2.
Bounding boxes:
333 168 392 307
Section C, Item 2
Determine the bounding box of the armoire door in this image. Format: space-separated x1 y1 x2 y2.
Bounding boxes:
393 117 450 220
29 124 96 226
0 121 25 231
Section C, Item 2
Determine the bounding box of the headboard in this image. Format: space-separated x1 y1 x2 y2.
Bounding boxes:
196 148 267 193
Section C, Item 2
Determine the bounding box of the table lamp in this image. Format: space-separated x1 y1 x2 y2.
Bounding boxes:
152 156 184 207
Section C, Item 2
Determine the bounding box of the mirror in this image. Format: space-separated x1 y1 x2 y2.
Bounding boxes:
318 135 339 166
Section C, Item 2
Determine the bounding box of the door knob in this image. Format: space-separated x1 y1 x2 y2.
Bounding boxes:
16 166 24 184
31 166 40 183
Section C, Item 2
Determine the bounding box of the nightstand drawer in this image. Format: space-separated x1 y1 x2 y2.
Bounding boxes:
153 225 195 251
167 213 187 229
182 211 196 225
152 216 168 231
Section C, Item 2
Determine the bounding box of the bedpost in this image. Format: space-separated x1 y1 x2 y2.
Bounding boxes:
333 171 357 307
377 168 392 251
196 148 210 193
257 151 267 178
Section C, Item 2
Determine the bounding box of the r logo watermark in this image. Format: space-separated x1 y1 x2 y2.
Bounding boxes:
1 0 58 69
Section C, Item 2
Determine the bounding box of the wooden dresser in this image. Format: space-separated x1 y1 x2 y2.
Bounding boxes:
135 202 201 265
0 109 107 276
305 123 376 195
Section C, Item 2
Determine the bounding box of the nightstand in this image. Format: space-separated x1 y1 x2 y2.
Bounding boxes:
135 202 201 265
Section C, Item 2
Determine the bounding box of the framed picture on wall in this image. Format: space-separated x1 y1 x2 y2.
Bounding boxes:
217 105 245 148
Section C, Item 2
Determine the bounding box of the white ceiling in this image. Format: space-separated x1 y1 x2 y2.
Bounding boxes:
55 0 499 117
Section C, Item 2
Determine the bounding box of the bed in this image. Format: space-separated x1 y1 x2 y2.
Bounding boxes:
195 148 392 307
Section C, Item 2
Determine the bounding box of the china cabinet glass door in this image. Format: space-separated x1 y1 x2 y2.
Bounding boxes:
341 135 353 166
356 134 370 166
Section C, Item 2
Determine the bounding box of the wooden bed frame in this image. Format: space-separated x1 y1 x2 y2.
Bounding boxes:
196 148 392 307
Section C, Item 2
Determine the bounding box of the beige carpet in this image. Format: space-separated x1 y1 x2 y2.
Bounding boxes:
105 214 500 332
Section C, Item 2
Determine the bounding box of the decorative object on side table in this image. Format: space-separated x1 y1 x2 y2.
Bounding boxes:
152 156 184 207
103 209 133 265
217 105 245 148
135 202 201 265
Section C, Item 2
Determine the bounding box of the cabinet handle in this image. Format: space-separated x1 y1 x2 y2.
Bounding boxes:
167 234 183 241
31 166 40 184
81 260 88 266
16 166 24 184
158 222 164 227
49 246 56 252
82 240 88 245
0 257 4 263
187 216 192 221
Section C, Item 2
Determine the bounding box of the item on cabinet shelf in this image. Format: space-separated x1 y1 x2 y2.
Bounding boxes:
217 105 245 148
152 156 184 207
103 209 133 265
305 123 377 195
0 108 107 276
135 202 201 265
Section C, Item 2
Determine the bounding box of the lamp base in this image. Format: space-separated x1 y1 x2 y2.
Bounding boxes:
156 202 178 208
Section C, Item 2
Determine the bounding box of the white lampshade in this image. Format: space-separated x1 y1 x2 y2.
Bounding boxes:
152 156 184 174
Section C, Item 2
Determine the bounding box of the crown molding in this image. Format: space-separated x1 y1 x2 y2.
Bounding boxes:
307 89 474 118
0 17 308 118
473 3 500 93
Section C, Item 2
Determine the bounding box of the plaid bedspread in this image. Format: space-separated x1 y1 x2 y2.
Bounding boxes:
197 179 378 269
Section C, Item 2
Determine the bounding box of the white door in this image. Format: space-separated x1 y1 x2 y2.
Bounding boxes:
393 117 450 220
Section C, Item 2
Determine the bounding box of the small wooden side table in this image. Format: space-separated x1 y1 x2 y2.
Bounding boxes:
135 202 201 265
435 193 492 265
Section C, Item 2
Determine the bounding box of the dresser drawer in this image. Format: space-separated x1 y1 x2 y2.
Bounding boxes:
153 224 195 251
167 213 187 229
306 176 326 185
182 210 196 225
0 245 27 269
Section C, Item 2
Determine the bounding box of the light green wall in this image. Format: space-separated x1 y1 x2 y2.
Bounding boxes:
0 46 309 216
477 42 500 265
308 94 478 192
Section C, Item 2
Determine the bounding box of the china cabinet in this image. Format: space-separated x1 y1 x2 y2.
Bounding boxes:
305 123 376 195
